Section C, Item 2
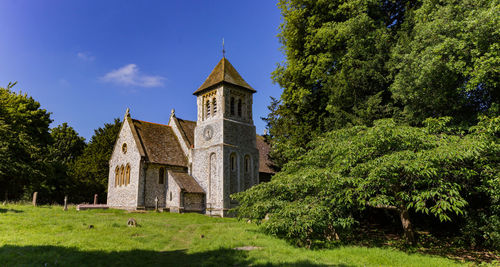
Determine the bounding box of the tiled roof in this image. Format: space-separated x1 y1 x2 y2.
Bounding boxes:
175 117 196 147
168 170 205 193
129 116 274 174
194 58 256 95
256 135 276 174
131 119 187 167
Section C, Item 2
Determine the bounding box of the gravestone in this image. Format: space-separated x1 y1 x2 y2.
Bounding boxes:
63 196 68 211
94 194 98 205
155 196 158 212
32 192 38 207
127 218 137 227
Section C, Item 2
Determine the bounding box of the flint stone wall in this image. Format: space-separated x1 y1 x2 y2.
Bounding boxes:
166 174 181 212
184 193 204 211
143 164 167 208
107 119 141 208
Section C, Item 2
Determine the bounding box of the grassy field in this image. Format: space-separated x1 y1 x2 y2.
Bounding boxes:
0 204 486 266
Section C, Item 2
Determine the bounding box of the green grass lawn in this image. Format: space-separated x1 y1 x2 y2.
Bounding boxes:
0 204 483 266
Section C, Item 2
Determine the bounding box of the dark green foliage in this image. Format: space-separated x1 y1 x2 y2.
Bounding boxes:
0 82 52 200
389 0 500 124
49 123 86 165
0 82 118 204
43 123 86 203
268 0 499 165
69 118 121 204
269 0 400 165
234 116 499 248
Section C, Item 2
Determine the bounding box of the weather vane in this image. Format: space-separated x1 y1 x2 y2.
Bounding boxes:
222 38 226 58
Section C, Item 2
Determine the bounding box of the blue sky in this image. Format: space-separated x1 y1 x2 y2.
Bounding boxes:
0 0 284 140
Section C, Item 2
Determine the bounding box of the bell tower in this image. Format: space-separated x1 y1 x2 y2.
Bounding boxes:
191 57 259 217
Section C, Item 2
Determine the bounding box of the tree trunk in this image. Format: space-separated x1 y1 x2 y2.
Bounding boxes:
399 206 415 245
371 203 416 245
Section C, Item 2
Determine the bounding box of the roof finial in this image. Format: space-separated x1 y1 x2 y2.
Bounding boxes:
222 38 226 58
170 108 175 116
125 107 130 117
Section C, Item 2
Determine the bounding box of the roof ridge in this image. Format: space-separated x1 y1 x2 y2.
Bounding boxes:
133 119 171 127
175 117 196 123
174 117 193 147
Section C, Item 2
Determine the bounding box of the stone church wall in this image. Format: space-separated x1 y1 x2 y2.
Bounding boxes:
184 193 204 211
166 174 181 212
143 164 167 208
223 146 259 207
193 95 225 216
107 119 142 208
223 119 260 195
192 144 224 214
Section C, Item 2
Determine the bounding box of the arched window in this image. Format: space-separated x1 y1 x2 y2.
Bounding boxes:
244 155 251 173
230 153 237 172
230 97 235 115
237 99 242 117
205 99 210 118
115 166 119 187
212 98 217 115
169 191 172 201
159 167 165 184
120 165 125 186
126 164 131 186
229 153 238 194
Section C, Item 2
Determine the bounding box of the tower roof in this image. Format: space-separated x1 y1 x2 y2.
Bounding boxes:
194 58 256 95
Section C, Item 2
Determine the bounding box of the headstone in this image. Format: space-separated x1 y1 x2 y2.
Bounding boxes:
155 196 158 212
127 218 137 227
32 192 38 207
94 194 98 205
63 196 68 211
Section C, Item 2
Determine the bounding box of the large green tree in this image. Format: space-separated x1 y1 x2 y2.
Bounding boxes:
268 0 413 165
69 118 121 204
389 0 500 124
267 0 499 166
0 82 52 200
43 123 86 203
235 116 500 247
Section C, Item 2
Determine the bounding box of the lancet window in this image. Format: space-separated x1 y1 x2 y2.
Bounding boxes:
237 99 242 117
230 97 235 115
159 167 165 184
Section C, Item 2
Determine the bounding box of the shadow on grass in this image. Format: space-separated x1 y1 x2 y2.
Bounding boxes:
0 245 350 267
0 208 23 213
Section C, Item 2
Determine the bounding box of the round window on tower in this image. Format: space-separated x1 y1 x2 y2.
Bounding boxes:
122 143 127 154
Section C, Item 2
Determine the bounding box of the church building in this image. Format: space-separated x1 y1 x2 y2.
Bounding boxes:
106 57 274 217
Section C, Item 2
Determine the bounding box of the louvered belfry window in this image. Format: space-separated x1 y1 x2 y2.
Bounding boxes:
206 100 211 118
212 98 217 115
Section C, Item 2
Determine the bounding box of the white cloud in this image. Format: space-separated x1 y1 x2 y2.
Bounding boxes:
101 64 165 88
77 51 95 61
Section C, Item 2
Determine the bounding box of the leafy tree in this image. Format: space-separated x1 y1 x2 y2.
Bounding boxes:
267 0 403 165
267 0 499 166
0 82 52 200
43 123 86 203
234 117 499 247
389 0 500 124
69 118 121 204
49 123 86 165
